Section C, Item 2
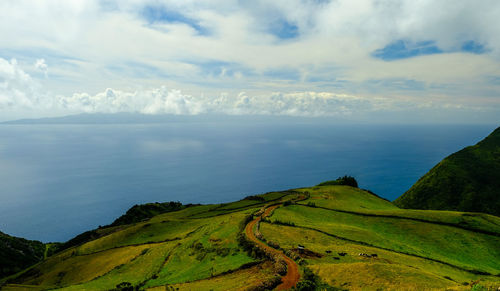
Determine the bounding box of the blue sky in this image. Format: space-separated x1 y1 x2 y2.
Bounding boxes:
0 0 499 123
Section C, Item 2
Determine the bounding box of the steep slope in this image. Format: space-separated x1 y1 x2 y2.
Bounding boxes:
395 126 500 216
0 231 45 278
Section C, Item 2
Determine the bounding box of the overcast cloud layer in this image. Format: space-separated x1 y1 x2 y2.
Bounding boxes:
1 0 499 122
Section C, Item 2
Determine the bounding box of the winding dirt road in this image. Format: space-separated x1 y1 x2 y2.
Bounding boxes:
244 205 300 290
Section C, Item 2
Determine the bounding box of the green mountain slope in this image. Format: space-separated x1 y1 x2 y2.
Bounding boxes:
394 126 500 216
2 186 499 290
0 232 45 278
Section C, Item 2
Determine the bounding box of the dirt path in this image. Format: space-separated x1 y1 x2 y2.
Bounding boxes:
245 205 300 290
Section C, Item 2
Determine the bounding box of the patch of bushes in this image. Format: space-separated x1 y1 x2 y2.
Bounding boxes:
109 281 139 291
188 241 233 261
317 176 358 188
267 241 280 249
244 195 266 202
293 267 341 291
237 233 266 259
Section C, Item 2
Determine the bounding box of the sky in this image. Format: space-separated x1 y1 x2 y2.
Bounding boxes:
0 0 499 123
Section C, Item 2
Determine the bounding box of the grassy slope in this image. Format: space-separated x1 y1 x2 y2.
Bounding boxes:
2 191 290 290
3 186 500 290
267 186 500 289
395 126 500 217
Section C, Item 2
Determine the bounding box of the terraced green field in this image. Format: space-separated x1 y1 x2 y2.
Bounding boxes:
2 186 499 290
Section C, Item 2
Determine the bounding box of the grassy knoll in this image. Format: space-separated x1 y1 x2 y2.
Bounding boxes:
296 185 500 235
295 185 397 211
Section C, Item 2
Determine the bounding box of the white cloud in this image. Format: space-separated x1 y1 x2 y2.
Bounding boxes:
0 1 499 122
34 59 48 77
2 57 492 123
0 58 40 110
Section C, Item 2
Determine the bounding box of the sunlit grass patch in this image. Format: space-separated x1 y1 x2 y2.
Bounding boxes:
270 205 500 274
9 244 151 288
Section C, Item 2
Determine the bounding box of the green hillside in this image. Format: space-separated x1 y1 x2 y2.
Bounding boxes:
394 126 500 216
0 232 46 279
1 185 499 290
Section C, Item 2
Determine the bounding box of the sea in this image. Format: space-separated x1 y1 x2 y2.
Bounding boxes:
0 120 496 242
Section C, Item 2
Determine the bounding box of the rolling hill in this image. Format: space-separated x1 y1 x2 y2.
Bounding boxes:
394 126 500 216
1 184 499 290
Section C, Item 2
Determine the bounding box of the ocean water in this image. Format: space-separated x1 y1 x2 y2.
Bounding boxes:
0 121 496 242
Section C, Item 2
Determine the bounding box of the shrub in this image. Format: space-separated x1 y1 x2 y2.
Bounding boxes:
237 233 266 259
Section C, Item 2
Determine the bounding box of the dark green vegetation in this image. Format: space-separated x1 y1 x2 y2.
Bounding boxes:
1 183 499 291
0 232 45 278
316 175 358 188
110 201 186 227
395 126 500 216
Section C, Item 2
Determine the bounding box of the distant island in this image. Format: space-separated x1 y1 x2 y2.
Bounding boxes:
0 113 343 125
1 127 499 291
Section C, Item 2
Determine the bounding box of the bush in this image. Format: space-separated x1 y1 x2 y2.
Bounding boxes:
237 233 266 259
293 267 341 291
244 195 266 201
317 176 358 188
112 282 135 291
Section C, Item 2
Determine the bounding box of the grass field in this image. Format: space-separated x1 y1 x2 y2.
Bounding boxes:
295 185 500 235
2 185 499 290
259 223 500 290
269 204 500 274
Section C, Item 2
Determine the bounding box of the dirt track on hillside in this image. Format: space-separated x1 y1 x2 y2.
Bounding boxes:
244 205 300 290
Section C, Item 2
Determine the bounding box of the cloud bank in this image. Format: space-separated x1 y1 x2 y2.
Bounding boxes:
0 1 499 122
1 56 492 123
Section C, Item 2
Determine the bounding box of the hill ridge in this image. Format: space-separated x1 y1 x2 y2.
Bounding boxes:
394 126 500 217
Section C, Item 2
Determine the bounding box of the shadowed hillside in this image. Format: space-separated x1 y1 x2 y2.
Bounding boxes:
0 232 45 278
395 126 500 217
